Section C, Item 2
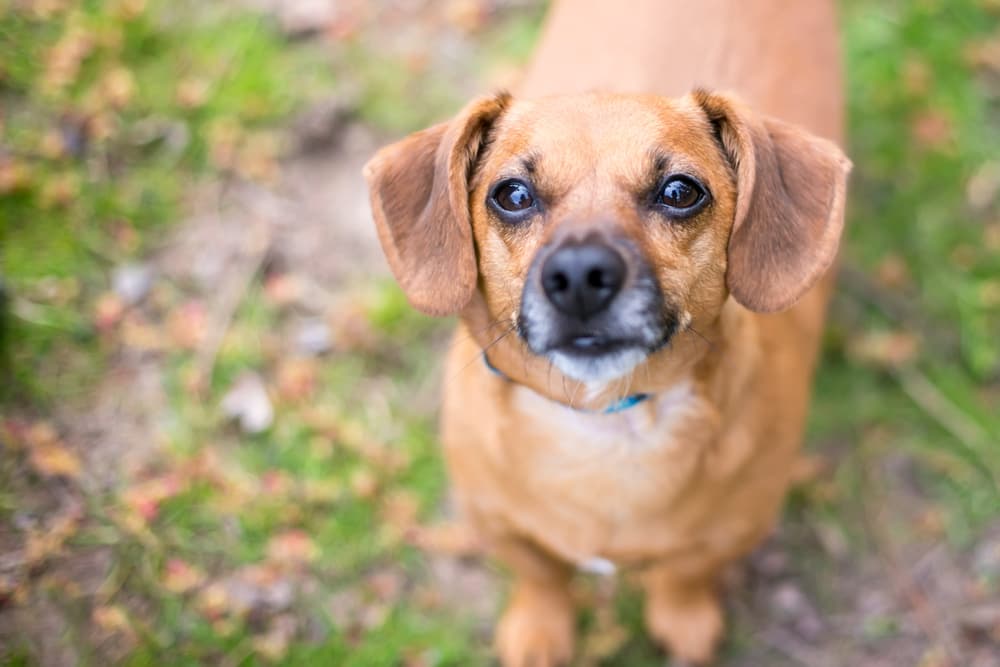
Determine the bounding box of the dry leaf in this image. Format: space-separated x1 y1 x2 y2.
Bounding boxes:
197 582 231 620
875 253 912 289
366 569 404 602
30 443 82 479
263 272 303 307
175 77 210 109
92 604 136 647
275 358 318 402
94 291 126 332
848 330 920 368
266 530 319 567
911 110 953 150
162 558 206 594
101 66 136 108
408 521 481 557
122 472 185 522
349 468 379 499
166 300 207 349
380 490 421 538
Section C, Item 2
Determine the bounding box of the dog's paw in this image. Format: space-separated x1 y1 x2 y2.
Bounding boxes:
644 586 723 665
495 586 575 667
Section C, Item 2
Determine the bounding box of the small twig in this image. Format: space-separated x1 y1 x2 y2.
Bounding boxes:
893 366 998 489
193 221 272 390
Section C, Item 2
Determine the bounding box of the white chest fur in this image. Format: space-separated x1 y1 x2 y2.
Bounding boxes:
500 378 717 565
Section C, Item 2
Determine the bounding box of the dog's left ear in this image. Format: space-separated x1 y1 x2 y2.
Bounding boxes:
364 92 511 316
693 91 852 313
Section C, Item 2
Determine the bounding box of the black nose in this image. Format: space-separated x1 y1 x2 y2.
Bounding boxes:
541 238 626 319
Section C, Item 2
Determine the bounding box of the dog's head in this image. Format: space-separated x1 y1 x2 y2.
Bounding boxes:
364 91 850 384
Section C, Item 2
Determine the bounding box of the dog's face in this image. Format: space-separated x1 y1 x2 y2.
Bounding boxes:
469 94 735 381
365 91 850 384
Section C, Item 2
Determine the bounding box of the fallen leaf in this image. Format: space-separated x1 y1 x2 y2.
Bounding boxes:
847 330 920 368
380 490 421 538
299 477 341 505
30 442 82 479
275 358 318 402
0 157 31 194
39 172 79 208
349 468 379 499
93 604 132 633
162 558 206 594
115 0 147 20
101 66 136 108
175 77 210 109
408 521 481 557
965 35 1000 72
166 300 207 349
43 26 94 92
94 292 126 332
445 0 489 33
122 472 185 522
237 132 280 183
967 161 1000 211
251 615 297 661
263 272 303 307
366 569 404 602
266 530 319 567
260 469 294 497
120 314 166 351
24 507 81 564
910 110 954 150
875 253 912 290
196 582 231 620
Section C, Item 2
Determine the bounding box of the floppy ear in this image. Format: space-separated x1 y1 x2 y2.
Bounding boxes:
363 92 511 316
694 91 852 313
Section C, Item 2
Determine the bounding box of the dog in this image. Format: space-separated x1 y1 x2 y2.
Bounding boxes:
363 0 850 663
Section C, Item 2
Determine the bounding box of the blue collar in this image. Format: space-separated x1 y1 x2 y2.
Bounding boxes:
483 352 651 415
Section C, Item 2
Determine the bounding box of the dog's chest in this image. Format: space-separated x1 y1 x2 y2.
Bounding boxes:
499 381 721 563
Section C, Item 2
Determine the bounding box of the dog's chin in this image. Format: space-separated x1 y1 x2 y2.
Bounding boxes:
548 345 649 383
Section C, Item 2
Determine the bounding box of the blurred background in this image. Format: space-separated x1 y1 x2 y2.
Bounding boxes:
1 1 998 665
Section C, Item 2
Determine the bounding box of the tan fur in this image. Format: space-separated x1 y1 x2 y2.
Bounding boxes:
364 1 849 664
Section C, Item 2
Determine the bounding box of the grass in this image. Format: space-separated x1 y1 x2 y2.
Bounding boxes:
0 0 334 404
2 0 999 665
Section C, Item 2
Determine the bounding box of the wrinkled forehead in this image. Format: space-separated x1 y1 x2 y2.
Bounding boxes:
483 94 724 182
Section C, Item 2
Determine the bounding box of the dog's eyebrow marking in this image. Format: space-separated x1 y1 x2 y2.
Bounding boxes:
650 150 669 175
521 154 538 174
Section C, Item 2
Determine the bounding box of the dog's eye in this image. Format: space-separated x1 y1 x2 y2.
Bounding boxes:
491 180 536 215
658 175 707 215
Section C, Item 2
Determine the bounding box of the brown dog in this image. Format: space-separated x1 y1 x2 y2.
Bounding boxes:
364 1 850 664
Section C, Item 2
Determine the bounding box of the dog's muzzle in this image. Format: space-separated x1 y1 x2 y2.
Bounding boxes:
517 231 677 382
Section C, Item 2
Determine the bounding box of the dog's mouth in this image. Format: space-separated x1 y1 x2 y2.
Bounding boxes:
551 335 648 358
527 327 675 383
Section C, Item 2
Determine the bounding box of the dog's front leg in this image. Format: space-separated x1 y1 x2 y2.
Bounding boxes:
641 562 724 665
490 535 576 667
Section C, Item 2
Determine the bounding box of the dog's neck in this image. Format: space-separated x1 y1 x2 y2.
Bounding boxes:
482 351 652 415
460 296 752 415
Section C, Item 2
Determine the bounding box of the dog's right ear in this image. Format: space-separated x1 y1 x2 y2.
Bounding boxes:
363 92 511 316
